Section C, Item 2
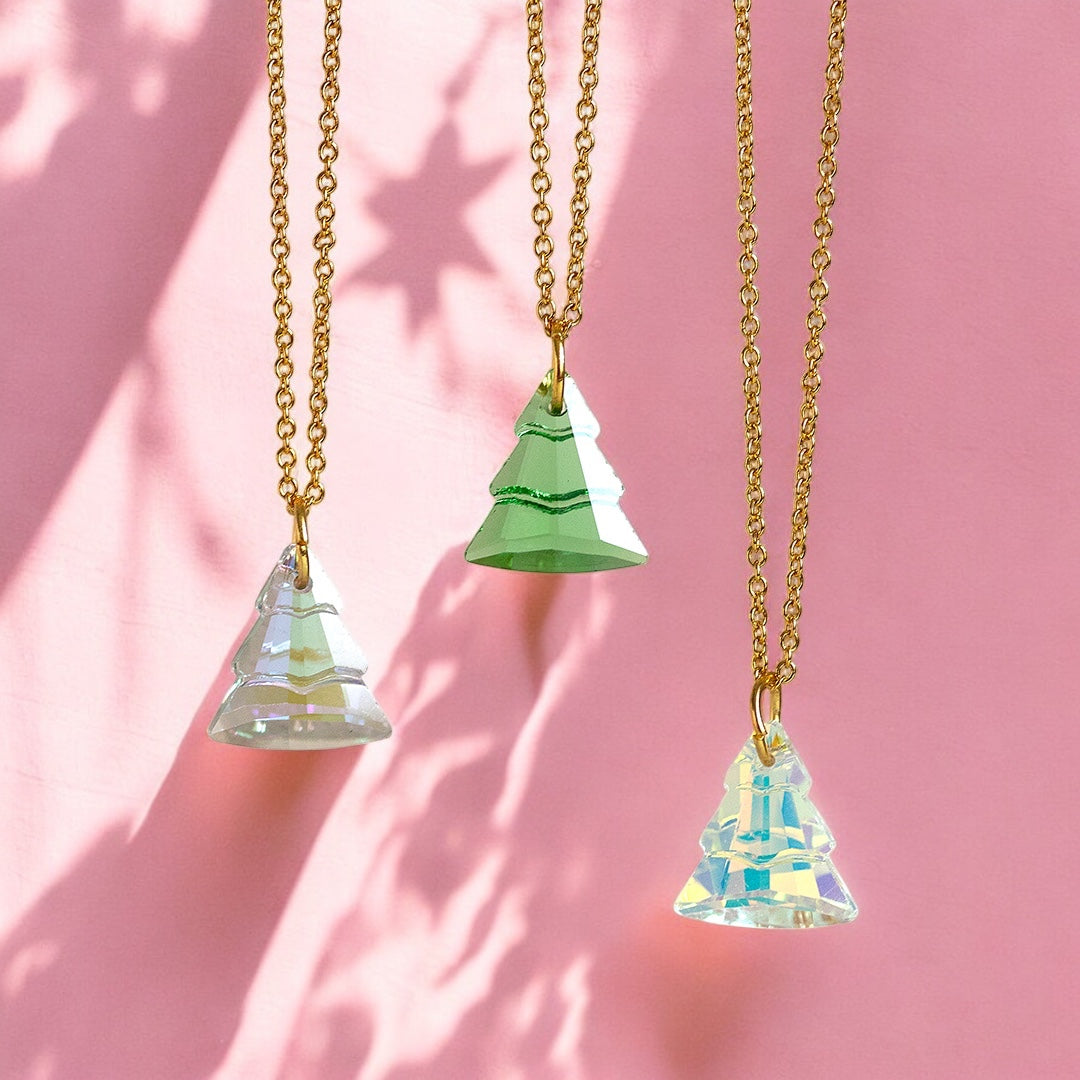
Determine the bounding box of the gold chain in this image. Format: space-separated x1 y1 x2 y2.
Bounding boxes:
268 0 341 518
527 0 602 342
736 0 846 688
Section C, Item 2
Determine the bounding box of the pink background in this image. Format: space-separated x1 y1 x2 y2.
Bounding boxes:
1 1 1077 1077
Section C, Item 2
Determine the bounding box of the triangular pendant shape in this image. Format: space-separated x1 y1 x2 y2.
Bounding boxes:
464 375 648 572
208 545 392 749
674 721 857 928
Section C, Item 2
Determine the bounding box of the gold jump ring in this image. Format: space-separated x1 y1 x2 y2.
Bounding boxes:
549 328 567 414
750 674 781 767
291 501 311 590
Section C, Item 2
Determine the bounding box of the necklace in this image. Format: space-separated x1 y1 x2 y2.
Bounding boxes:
207 0 392 750
674 0 856 928
464 0 648 573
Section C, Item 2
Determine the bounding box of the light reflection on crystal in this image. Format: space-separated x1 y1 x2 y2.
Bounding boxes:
674 721 857 928
207 545 392 749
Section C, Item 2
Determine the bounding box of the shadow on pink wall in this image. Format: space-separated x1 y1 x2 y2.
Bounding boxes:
346 15 513 344
0 647 359 1079
269 549 762 1080
2 0 262 596
341 11 516 394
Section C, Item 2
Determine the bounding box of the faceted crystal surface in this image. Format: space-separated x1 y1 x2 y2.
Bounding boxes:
674 722 857 928
464 375 648 572
207 545 392 749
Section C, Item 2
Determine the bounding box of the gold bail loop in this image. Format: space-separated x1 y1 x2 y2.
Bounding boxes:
549 326 567 414
750 675 781 767
291 500 311 590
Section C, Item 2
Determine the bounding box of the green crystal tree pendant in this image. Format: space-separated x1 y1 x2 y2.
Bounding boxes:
208 544 392 749
464 375 647 572
674 721 857 928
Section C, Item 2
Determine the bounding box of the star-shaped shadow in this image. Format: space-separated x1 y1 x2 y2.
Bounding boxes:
348 119 511 333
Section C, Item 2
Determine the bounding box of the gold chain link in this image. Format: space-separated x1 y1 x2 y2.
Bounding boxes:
527 0 602 342
736 0 846 687
268 0 341 517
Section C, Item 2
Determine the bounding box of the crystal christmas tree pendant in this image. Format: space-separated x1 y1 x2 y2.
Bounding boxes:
464 373 647 572
208 544 392 749
674 720 857 928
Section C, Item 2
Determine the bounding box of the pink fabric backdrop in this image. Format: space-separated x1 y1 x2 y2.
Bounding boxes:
1 1 1076 1077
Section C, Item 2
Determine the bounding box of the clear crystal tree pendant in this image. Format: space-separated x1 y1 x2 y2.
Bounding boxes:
464 354 647 573
674 683 857 928
207 542 392 750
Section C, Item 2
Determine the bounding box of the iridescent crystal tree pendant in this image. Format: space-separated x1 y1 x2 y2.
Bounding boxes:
674 680 857 928
465 336 647 572
208 520 392 749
